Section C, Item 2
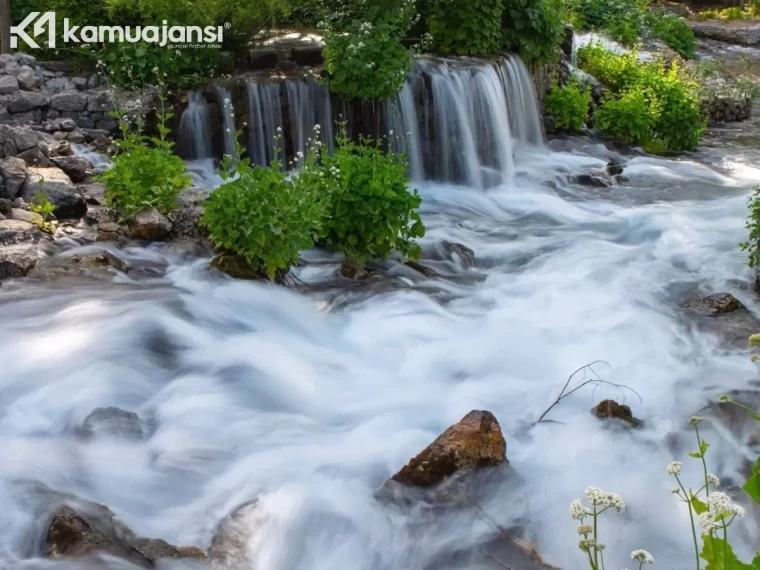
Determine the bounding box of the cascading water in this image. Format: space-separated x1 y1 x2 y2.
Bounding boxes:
285 77 334 159
176 91 214 160
247 81 283 167
216 86 238 159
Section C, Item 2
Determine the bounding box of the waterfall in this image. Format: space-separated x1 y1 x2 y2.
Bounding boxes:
216 86 238 159
248 82 283 167
176 91 213 160
239 55 542 187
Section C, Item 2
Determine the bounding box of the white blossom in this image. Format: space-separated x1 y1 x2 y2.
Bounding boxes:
699 512 718 534
577 525 593 536
631 550 654 564
706 474 720 487
666 461 683 476
707 492 732 516
690 416 702 425
732 504 745 517
570 499 589 520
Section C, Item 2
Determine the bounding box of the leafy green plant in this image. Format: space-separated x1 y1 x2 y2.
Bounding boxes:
502 0 565 64
566 0 649 42
30 191 57 234
740 186 760 268
580 44 705 152
544 81 592 132
321 0 416 100
319 127 425 263
427 0 503 55
647 12 697 59
202 129 327 278
98 85 191 220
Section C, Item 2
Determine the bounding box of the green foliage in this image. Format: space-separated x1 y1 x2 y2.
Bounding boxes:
30 192 57 234
544 81 592 132
98 100 191 220
319 128 425 263
648 12 697 59
203 140 326 278
699 537 755 570
566 0 649 44
742 187 760 268
323 20 411 100
579 44 705 152
595 87 659 149
744 458 760 505
427 0 503 55
502 0 565 64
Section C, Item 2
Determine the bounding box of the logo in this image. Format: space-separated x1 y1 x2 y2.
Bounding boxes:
11 12 56 49
10 12 225 50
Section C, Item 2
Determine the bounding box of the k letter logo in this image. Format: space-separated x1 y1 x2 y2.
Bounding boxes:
11 12 57 49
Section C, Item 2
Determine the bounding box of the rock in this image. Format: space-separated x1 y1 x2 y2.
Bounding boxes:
606 160 623 176
171 187 209 239
97 221 123 242
0 53 14 69
96 118 119 132
0 198 11 216
22 166 87 220
209 502 266 569
45 77 76 94
573 173 611 188
0 247 38 280
0 124 51 154
390 410 507 488
78 182 105 205
50 140 74 156
87 75 103 90
17 67 42 91
0 219 42 246
8 91 48 113
12 197 29 210
562 24 575 59
690 21 760 46
16 146 50 167
51 155 90 183
14 52 37 67
4 62 20 76
442 241 475 268
10 208 42 224
73 251 129 273
129 208 172 241
341 258 370 280
0 75 19 95
72 77 88 91
86 91 111 112
292 46 323 66
46 503 203 567
0 157 29 199
249 48 279 69
592 399 642 427
405 260 440 278
681 292 743 316
210 253 263 280
81 407 141 439
50 91 89 112
165 240 214 258
680 293 760 348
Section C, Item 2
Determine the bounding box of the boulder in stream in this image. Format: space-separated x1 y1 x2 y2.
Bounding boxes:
80 406 142 439
390 410 507 488
680 293 760 348
129 208 173 241
592 399 642 428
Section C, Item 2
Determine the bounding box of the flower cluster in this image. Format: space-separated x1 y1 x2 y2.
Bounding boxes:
585 486 625 512
666 461 682 475
631 549 654 564
698 492 745 534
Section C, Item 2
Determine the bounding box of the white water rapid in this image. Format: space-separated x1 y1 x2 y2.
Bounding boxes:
2 64 760 570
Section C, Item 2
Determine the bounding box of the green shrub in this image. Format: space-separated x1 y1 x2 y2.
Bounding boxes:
566 0 649 42
322 1 415 100
577 43 642 93
98 97 191 220
203 136 327 278
741 186 760 268
427 0 503 55
595 87 659 150
647 12 697 59
502 0 565 64
584 45 705 152
545 81 592 132
319 130 425 263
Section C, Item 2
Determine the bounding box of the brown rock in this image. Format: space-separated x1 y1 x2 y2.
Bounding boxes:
209 502 266 569
442 241 475 268
391 410 507 488
341 259 370 280
592 399 642 428
405 260 440 278
210 253 264 280
681 292 743 316
0 247 38 280
129 208 172 241
72 251 129 273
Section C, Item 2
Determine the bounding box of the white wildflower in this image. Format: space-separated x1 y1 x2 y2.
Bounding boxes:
579 539 597 553
570 499 589 520
707 492 732 516
609 492 625 513
706 474 720 487
577 525 593 536
732 504 745 517
151 66 159 74
690 416 702 425
631 550 654 564
699 512 718 534
666 461 683 476
585 487 611 508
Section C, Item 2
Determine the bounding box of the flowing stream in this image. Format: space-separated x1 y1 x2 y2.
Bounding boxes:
2 60 760 570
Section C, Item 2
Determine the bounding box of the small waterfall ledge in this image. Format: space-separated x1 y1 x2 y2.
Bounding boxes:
177 55 544 188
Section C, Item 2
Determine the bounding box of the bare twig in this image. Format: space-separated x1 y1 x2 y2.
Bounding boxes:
533 361 641 425
481 550 514 569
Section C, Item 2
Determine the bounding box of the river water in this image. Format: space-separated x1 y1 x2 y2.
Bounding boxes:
2 119 760 569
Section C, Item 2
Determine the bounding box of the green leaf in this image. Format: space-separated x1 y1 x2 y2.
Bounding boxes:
690 494 708 515
700 537 754 570
744 458 760 505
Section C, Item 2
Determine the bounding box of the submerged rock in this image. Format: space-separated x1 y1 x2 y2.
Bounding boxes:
340 259 371 280
680 293 760 348
0 247 38 280
391 410 507 488
46 503 205 566
441 241 475 268
171 188 210 239
209 501 267 569
405 260 440 278
210 254 264 280
80 407 142 439
592 399 642 428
